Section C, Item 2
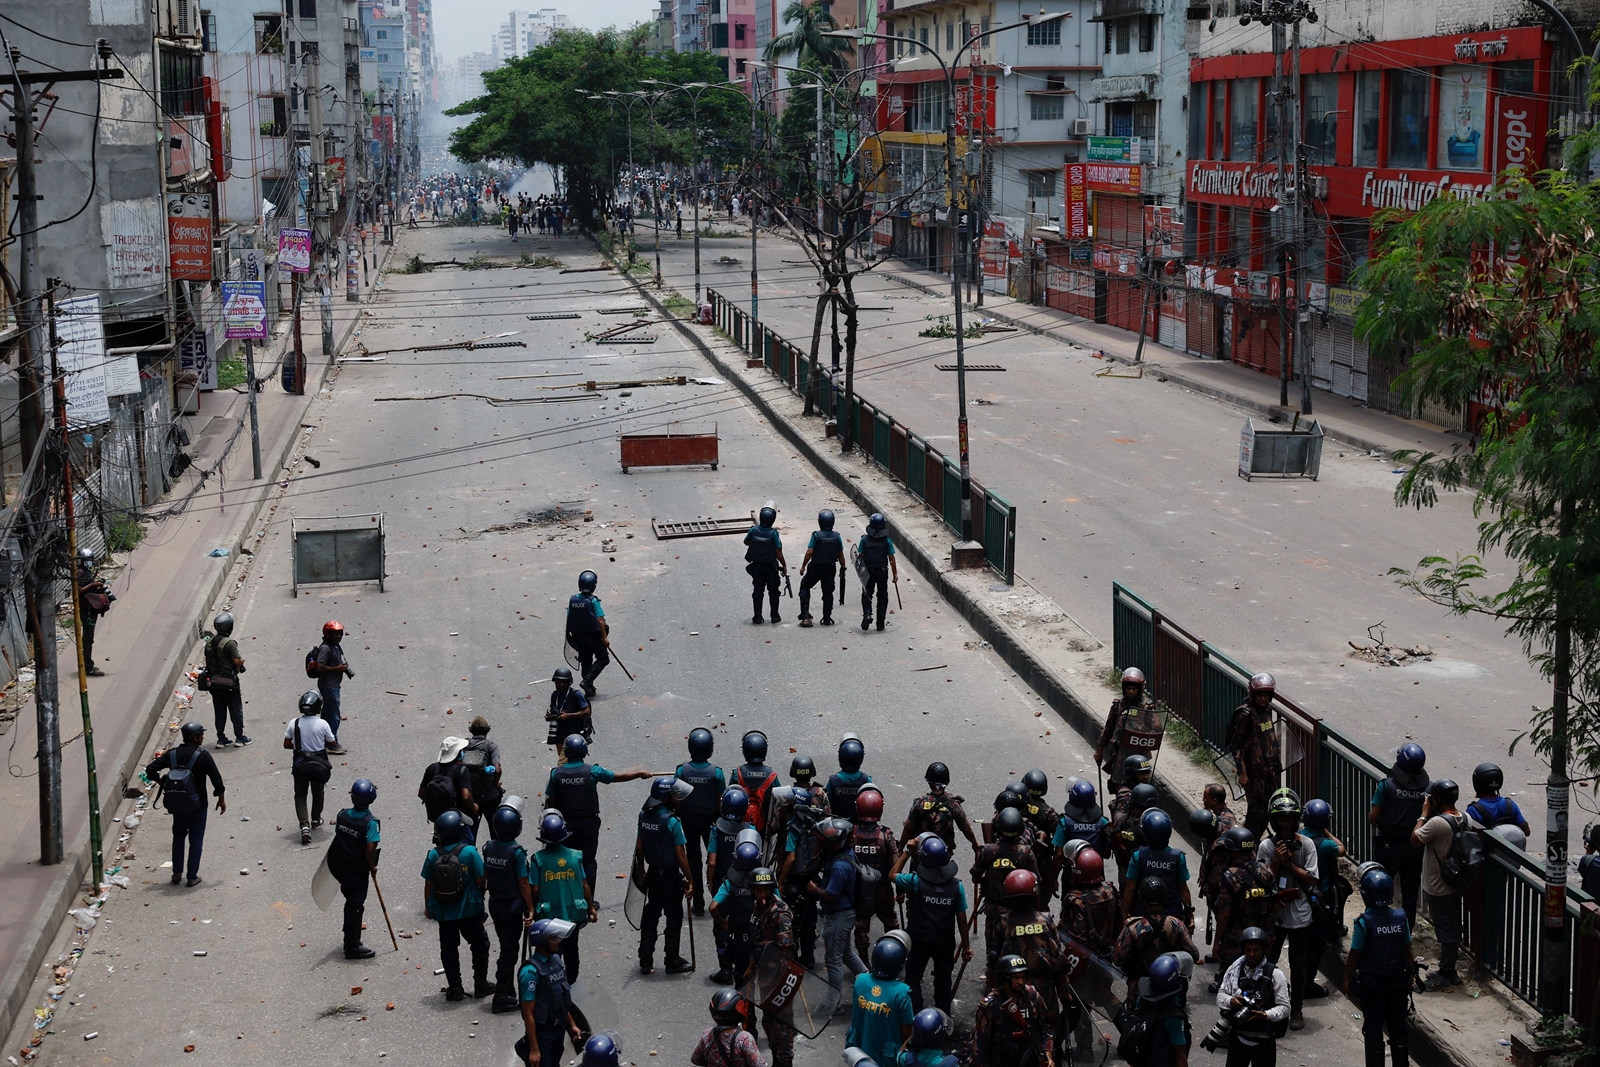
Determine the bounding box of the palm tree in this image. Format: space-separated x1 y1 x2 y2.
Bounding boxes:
761 0 853 70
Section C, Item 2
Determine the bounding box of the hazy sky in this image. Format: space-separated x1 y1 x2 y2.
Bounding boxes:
432 0 658 63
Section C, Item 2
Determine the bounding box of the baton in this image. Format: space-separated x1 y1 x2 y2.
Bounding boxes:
369 869 400 951
784 571 794 598
893 574 903 611
839 563 846 601
687 895 698 969
607 643 636 681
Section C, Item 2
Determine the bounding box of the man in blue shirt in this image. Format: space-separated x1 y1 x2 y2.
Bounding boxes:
545 735 653 888
327 778 382 960
744 505 789 625
635 777 697 975
421 809 492 1001
856 513 897 632
564 570 610 696
811 816 866 1013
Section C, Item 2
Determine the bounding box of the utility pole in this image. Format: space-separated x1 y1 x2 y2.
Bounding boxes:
1271 19 1290 409
308 51 333 355
1291 17 1312 415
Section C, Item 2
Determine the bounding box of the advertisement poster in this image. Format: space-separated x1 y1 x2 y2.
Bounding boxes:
1144 205 1177 258
166 192 213 280
1064 163 1087 239
278 227 312 273
102 198 165 290
1087 136 1140 162
1438 64 1488 171
180 326 218 391
54 295 111 427
221 280 268 340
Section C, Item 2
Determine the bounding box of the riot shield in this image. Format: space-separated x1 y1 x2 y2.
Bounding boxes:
1212 753 1245 801
850 543 868 587
739 944 837 1039
569 981 622 1051
1058 932 1123 1067
311 854 340 912
623 854 648 931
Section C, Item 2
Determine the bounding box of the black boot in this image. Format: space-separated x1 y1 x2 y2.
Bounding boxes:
1392 1043 1409 1067
473 976 497 998
491 994 519 1014
445 984 466 1002
344 944 375 960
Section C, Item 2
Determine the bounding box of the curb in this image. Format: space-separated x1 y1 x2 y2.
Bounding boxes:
0 246 389 1047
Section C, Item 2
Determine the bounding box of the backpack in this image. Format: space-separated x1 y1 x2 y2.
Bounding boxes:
431 843 468 902
161 748 204 816
305 647 320 679
1113 1004 1149 1062
1438 814 1485 890
423 765 461 822
460 742 504 811
850 852 882 915
735 767 775 833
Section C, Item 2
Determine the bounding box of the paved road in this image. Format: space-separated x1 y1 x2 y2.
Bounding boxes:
649 230 1551 833
3 222 1389 1066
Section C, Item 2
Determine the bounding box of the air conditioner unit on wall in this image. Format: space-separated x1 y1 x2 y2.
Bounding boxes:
175 0 193 36
1072 118 1091 136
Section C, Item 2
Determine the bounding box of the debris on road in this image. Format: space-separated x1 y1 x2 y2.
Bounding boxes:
1349 623 1433 666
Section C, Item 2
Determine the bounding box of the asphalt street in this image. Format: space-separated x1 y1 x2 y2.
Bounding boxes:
648 227 1553 835
2 223 1385 1066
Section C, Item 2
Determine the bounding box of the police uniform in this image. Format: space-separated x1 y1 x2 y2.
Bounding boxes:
1350 905 1412 1066
533 842 589 981
730 762 781 837
1124 845 1190 920
636 801 690 969
751 892 799 1067
546 685 591 748
903 791 976 854
676 758 727 911
896 865 967 1013
1112 913 1198 990
826 770 871 821
712 868 758 983
1213 860 1277 972
1096 696 1161 790
564 590 610 689
800 526 845 624
1226 703 1283 837
545 758 621 888
1061 880 1122 958
515 945 573 1067
327 805 381 952
851 819 899 958
483 835 531 998
744 523 783 621
1371 768 1430 926
857 529 896 629
845 970 916 1066
972 983 1055 1067
1053 801 1110 895
422 840 490 995
996 907 1072 1014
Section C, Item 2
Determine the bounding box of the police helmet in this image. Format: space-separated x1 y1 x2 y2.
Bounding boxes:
651 776 692 803
1002 869 1039 902
213 612 234 637
538 811 570 844
1472 763 1504 794
582 1034 620 1067
433 809 469 845
1396 743 1427 774
995 787 1025 813
553 667 574 685
818 509 835 530
742 731 768 763
351 779 378 806
1120 667 1146 692
298 691 324 715
687 728 715 762
870 932 909 979
1240 926 1270 947
1074 848 1105 885
1303 798 1332 833
1068 779 1097 808
720 787 750 820
1140 809 1173 850
925 762 951 787
1359 867 1395 908
710 987 747 1025
995 954 1029 980
790 754 817 782
758 506 777 528
1222 825 1258 853
867 513 887 533
180 721 205 743
911 1008 950 1049
751 866 777 890
838 736 865 772
490 805 523 841
1124 753 1154 779
856 788 885 822
526 918 575 948
1022 769 1049 796
1248 672 1276 696
919 835 950 868
995 807 1026 839
1130 783 1160 812
1428 778 1460 807
563 734 589 761
814 817 853 848
577 570 598 593
1137 875 1169 905
1144 953 1186 999
1189 808 1220 842
732 841 762 873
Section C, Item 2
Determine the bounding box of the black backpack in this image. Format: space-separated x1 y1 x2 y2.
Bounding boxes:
1439 814 1486 890
431 843 468 902
850 852 882 915
423 765 460 822
460 742 503 811
161 749 204 816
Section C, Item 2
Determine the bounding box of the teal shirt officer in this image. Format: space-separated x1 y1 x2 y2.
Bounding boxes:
846 970 915 1065
422 838 487 921
534 842 594 922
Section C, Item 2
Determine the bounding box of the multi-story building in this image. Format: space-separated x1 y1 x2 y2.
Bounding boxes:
440 51 496 108
363 1 409 88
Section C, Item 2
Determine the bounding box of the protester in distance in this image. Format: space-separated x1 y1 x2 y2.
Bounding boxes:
203 611 250 746
147 721 226 887
286 691 335 845
76 547 114 677
310 620 354 753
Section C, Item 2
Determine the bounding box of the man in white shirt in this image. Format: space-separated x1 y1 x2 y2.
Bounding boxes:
1256 795 1319 1031
285 691 337 845
1215 926 1291 1067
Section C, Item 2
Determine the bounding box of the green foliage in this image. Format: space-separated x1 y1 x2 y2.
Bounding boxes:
106 517 145 553
661 291 694 318
1357 173 1600 780
919 314 983 339
217 357 246 390
762 0 853 69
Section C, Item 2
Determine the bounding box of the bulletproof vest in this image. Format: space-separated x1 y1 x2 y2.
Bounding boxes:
826 772 865 820
676 762 721 819
566 593 601 634
1377 769 1431 841
638 804 680 867
851 824 894 874
907 873 960 941
330 808 372 875
524 952 571 1025
482 838 524 900
710 817 744 888
1022 798 1058 836
1005 911 1061 973
1132 847 1185 914
860 531 890 569
1059 803 1107 850
981 841 1029 900
988 991 1041 1042
810 529 844 567
1227 862 1278 925
1355 907 1410 977
547 762 600 819
745 525 778 566
722 869 757 932
1232 963 1281 1037
914 793 958 845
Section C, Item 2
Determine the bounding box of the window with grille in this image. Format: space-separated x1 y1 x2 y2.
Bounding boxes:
946 22 954 49
159 47 205 117
1138 16 1154 51
1027 18 1061 46
258 95 287 136
1115 20 1129 53
1027 170 1057 198
1031 94 1064 121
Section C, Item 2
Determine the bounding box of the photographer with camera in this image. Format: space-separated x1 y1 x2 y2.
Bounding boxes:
1258 794 1319 1030
1210 928 1289 1067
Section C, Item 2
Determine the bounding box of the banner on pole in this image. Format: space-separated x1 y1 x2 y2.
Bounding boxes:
278 227 313 273
55 295 112 427
221 281 269 340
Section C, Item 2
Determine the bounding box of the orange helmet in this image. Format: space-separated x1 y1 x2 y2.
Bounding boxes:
1073 848 1105 886
855 788 884 822
323 620 345 638
1002 868 1039 902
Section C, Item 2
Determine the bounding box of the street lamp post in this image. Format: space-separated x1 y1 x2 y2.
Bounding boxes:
645 79 746 306
828 12 1067 544
604 91 644 264
625 89 669 286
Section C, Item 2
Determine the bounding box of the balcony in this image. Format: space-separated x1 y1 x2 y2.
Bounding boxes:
1089 0 1160 21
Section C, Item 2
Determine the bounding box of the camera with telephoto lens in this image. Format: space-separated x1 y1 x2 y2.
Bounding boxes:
1199 988 1267 1053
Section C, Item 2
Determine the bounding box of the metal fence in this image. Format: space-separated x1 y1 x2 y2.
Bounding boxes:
1112 579 1592 1018
709 289 1017 584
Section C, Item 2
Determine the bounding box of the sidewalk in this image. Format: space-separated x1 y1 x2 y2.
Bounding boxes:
0 232 393 1043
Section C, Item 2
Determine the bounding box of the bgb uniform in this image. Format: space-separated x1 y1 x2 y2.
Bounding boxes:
1226 702 1283 837
902 790 977 855
799 522 845 625
971 837 1038 969
1096 697 1162 792
851 818 899 958
972 980 1055 1067
751 887 798 1067
546 757 623 888
896 865 966 1014
997 907 1072 1015
1113 912 1198 991
1061 880 1122 958
1214 860 1277 972
1019 792 1061 905
676 757 726 912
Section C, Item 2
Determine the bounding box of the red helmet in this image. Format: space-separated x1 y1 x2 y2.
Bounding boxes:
323 620 345 638
855 788 884 822
1002 868 1039 902
1073 848 1105 886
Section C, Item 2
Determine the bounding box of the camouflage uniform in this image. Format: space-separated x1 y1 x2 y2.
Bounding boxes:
1213 858 1277 972
1061 881 1123 958
850 820 899 958
1112 913 1198 990
1097 697 1162 790
1105 802 1145 881
1020 795 1061 907
750 893 797 1067
1196 806 1238 906
902 791 976 853
1226 702 1282 836
996 907 1073 1015
971 839 1039 973
972 983 1055 1067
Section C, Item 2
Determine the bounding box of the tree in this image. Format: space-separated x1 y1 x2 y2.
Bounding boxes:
762 0 852 70
1356 172 1600 1013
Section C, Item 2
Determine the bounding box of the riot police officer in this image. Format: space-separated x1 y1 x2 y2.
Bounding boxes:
1226 673 1283 836
1054 780 1109 899
1343 869 1411 1067
858 513 898 632
327 778 381 960
1110 756 1155 822
1131 953 1192 1067
515 919 582 1066
827 733 873 819
846 933 916 1063
708 787 754 901
730 730 782 839
750 865 799 1067
1060 847 1122 958
973 953 1056 1067
1210 827 1276 978
1122 810 1193 924
635 777 697 975
529 811 595 985
545 734 652 888
546 668 591 754
892 834 971 1014
484 805 534 1013
852 786 900 958
708 838 762 984
1096 667 1161 791
1113 878 1199 997
972 808 1039 971
902 762 980 856
1109 782 1160 881
994 869 1074 1018
899 1008 957 1067
564 571 610 696
1018 770 1061 905
677 728 727 915
799 508 847 627
744 505 789 624
1369 742 1429 927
